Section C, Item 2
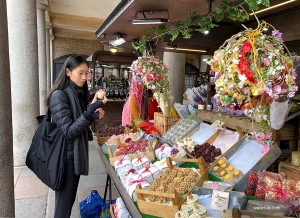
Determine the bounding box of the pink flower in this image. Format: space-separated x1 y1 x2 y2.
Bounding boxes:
261 145 270 154
263 58 270 66
265 133 272 140
274 85 286 94
288 92 295 98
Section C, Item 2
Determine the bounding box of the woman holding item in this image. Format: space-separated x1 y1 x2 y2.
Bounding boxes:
45 55 108 218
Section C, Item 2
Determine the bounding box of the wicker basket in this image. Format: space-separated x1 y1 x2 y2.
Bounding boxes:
154 112 179 135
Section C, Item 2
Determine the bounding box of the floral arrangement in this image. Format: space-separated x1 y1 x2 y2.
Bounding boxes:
204 21 297 145
205 21 297 108
131 56 170 104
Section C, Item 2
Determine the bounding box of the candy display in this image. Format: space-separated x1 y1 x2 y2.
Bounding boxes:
99 125 125 137
114 139 149 156
191 142 221 164
105 132 140 145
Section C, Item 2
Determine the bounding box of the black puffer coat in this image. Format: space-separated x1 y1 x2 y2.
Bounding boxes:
49 89 91 172
49 90 90 141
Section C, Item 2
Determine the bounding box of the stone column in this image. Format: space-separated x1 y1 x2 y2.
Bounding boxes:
7 0 39 166
46 23 52 91
37 0 48 115
0 1 15 216
163 52 186 105
50 35 55 86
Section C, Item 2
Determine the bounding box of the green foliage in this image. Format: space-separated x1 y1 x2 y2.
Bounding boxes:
132 0 270 53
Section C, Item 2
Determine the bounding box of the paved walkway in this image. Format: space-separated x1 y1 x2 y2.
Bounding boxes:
14 138 118 218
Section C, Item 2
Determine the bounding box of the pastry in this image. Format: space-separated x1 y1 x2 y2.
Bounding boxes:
233 170 243 180
218 157 227 166
188 213 202 218
192 204 207 216
226 165 235 174
218 170 227 177
224 173 233 182
186 194 199 205
175 211 189 218
212 166 221 175
180 202 193 214
220 163 228 169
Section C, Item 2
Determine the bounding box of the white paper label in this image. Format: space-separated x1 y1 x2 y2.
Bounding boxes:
211 120 224 130
211 190 229 211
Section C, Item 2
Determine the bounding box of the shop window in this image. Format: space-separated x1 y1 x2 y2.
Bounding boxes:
53 54 88 83
185 63 199 91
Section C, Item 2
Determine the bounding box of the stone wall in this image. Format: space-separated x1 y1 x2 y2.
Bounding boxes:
53 37 102 60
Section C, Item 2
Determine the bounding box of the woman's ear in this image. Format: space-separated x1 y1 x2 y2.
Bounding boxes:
66 68 70 77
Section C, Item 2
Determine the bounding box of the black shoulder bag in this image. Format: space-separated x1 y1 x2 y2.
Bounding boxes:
26 109 67 190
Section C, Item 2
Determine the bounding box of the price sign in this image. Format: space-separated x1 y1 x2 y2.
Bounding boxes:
211 190 229 211
211 120 224 130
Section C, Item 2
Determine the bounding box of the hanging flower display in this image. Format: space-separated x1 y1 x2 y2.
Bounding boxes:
131 56 170 104
205 21 297 109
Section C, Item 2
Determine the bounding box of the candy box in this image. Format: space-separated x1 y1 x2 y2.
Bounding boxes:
208 137 282 192
131 155 151 170
114 155 132 174
169 146 187 166
155 144 172 160
153 158 177 172
138 163 161 184
125 174 150 202
113 197 132 218
117 165 139 186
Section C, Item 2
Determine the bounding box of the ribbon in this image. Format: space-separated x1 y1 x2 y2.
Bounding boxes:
141 165 155 180
117 156 127 166
133 154 146 165
128 178 147 186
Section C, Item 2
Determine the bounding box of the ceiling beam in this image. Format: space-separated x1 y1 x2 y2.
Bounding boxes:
52 28 98 40
51 12 104 32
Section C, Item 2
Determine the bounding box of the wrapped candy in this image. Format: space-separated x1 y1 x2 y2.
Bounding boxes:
255 171 282 199
131 155 150 170
125 174 150 202
153 158 177 172
138 163 161 184
155 144 172 160
114 155 132 174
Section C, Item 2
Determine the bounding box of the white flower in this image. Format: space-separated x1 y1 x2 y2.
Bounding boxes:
232 58 239 64
232 47 239 52
238 74 247 82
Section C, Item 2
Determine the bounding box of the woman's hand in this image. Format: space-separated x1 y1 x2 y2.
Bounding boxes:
95 108 105 119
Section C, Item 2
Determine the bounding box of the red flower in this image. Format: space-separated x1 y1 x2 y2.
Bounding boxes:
156 74 162 81
242 40 252 54
146 75 154 81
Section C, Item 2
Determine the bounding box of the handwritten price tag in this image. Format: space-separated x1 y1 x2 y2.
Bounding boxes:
211 190 229 211
211 120 224 130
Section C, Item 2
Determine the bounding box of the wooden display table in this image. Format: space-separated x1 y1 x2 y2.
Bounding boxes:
278 160 300 181
196 110 299 172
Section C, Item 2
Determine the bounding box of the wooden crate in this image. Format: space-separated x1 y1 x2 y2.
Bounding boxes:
96 131 111 145
154 112 179 135
135 157 209 218
196 110 299 141
278 160 300 181
186 126 244 164
110 204 115 218
107 141 155 166
224 208 289 218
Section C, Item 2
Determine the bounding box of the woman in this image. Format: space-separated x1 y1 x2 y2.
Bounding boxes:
45 55 108 217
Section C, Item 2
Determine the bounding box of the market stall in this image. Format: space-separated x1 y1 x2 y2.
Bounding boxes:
93 2 300 218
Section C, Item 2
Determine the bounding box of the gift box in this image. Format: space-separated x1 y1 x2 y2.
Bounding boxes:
169 146 187 166
114 197 132 218
132 155 151 170
117 165 139 186
114 155 132 174
138 163 161 184
155 144 172 160
125 174 150 202
255 171 282 199
153 158 177 172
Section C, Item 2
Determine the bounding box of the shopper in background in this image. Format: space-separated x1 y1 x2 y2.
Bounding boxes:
44 55 108 218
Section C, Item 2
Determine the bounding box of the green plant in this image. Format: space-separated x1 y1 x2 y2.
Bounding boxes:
132 0 270 53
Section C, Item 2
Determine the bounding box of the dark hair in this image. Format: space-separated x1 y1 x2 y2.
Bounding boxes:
45 55 90 106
